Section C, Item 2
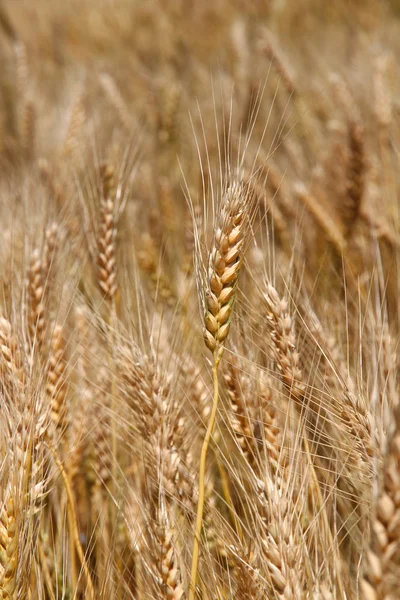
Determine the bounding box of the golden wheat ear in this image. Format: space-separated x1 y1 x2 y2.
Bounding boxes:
46 324 69 440
202 179 255 360
0 315 50 597
97 163 118 306
26 223 59 353
0 491 18 598
361 413 400 599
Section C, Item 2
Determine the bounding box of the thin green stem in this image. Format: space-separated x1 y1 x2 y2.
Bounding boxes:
189 357 220 600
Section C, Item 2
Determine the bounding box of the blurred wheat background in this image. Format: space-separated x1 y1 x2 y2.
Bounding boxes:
0 0 399 598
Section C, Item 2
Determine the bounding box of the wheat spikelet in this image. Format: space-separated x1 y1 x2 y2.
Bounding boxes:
0 319 48 597
263 284 306 403
0 316 24 395
26 247 46 348
97 168 118 305
120 347 195 509
361 427 400 599
149 507 184 600
344 120 365 237
63 89 86 161
119 348 173 439
46 324 68 438
246 415 307 599
261 500 306 599
13 395 48 508
43 224 59 282
26 223 58 350
0 491 18 599
203 180 252 359
224 358 279 478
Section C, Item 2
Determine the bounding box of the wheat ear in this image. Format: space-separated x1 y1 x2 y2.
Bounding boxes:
0 319 19 598
189 180 251 599
0 489 17 599
0 316 48 597
97 164 118 307
344 119 365 238
46 324 68 439
148 505 185 600
26 223 58 351
361 424 400 599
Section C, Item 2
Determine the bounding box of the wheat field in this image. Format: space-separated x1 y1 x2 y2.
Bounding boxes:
0 1 399 598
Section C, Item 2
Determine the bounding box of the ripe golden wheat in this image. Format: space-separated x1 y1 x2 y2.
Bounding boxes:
0 1 399 599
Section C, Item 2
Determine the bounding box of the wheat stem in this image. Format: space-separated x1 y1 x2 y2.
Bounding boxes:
189 358 220 600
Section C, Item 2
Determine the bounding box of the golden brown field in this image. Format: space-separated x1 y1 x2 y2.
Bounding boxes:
0 1 399 598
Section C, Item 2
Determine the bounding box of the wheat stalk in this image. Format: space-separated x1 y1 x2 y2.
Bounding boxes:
189 179 253 599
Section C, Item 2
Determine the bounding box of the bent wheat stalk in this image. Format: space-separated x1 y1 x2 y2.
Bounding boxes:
189 180 252 599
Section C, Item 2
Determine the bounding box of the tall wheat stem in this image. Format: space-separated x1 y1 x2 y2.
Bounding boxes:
189 358 220 600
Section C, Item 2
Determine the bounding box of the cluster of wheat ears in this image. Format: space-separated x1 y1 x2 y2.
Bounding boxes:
0 0 400 598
